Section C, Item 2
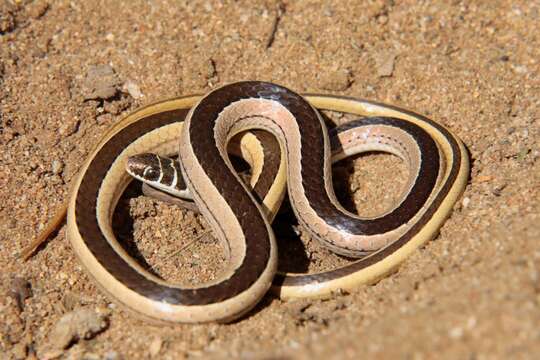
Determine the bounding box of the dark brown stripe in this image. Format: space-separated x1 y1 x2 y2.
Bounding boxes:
76 109 266 305
172 158 186 192
299 118 439 238
250 130 282 202
276 97 464 286
183 85 283 302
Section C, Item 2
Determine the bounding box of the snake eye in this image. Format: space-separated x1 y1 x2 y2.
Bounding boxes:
143 167 159 181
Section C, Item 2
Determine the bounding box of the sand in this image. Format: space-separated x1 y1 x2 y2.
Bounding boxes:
1 1 539 359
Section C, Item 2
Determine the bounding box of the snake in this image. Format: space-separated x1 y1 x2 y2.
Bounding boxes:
66 81 468 323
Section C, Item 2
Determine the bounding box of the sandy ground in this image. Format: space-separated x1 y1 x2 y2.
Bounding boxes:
1 0 539 359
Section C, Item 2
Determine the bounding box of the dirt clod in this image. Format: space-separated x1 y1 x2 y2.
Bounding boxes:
80 65 121 101
41 308 109 358
0 3 16 34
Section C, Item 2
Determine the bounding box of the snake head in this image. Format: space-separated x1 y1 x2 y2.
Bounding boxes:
126 153 161 182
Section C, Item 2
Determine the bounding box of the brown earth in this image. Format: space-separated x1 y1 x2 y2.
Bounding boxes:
1 1 539 359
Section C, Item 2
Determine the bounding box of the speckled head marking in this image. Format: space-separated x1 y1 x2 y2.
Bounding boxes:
127 153 187 198
127 153 161 181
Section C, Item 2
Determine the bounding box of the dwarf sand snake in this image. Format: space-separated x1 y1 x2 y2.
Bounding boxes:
64 81 468 323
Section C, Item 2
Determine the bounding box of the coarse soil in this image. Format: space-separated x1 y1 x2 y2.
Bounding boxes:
1 1 539 359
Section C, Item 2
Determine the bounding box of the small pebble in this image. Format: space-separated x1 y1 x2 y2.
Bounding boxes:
8 277 32 312
82 353 101 360
26 0 49 19
317 69 352 91
11 342 27 360
59 118 80 136
323 6 333 17
373 50 397 77
492 183 507 196
467 316 477 330
377 14 388 25
475 175 493 183
449 326 464 339
104 350 120 360
149 337 163 357
97 113 114 124
511 64 528 74
462 197 471 208
122 80 143 99
61 291 80 311
422 262 440 280
51 160 64 175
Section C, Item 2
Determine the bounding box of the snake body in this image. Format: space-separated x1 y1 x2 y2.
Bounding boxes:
128 128 284 218
67 81 469 323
